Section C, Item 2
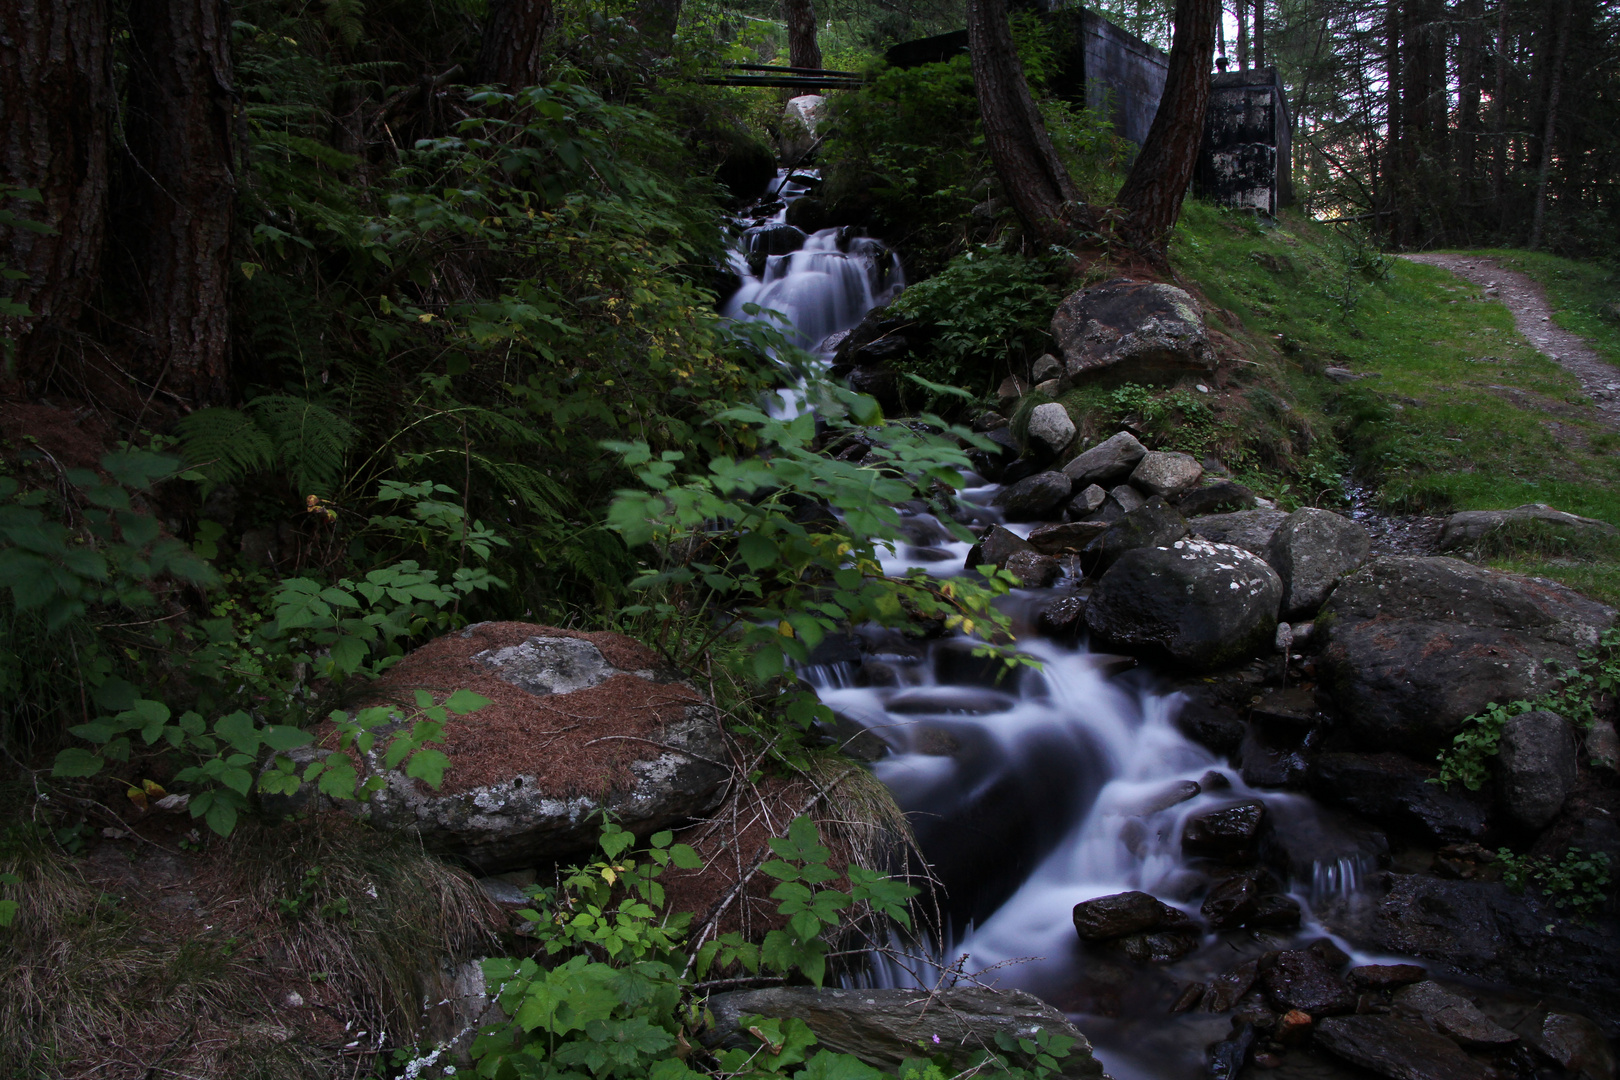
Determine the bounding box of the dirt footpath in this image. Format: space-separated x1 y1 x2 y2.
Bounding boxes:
1402 252 1620 429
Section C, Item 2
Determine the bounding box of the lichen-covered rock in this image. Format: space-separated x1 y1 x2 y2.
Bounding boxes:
1187 509 1290 556
1496 710 1577 830
1265 507 1370 619
1439 503 1617 551
1062 431 1147 488
1316 557 1615 756
1026 402 1077 459
703 987 1106 1080
335 622 730 873
1050 279 1215 387
1128 450 1204 499
1084 538 1283 670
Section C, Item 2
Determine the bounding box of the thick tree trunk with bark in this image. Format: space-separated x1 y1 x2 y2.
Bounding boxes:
1528 0 1570 249
1456 0 1484 183
784 0 822 71
632 0 682 57
1113 0 1218 259
0 0 112 381
116 0 237 405
477 0 554 87
1252 0 1265 69
1236 0 1249 71
966 0 1097 249
1383 0 1402 243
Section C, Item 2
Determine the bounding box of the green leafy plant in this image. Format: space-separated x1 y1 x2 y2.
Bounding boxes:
888 247 1055 391
1434 700 1532 791
1496 847 1612 915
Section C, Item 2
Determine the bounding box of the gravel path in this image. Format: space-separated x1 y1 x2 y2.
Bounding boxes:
1402 252 1620 428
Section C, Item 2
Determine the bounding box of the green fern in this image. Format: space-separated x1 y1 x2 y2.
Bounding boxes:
176 408 276 490
178 395 355 496
323 0 365 48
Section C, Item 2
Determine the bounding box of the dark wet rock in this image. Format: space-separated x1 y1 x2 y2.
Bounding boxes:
969 426 1022 482
1027 402 1077 459
994 471 1075 522
1129 451 1204 500
821 711 889 761
1309 752 1492 844
1347 964 1429 991
1028 520 1109 555
1392 982 1518 1048
1085 539 1283 671
1202 871 1262 930
1066 484 1110 520
1315 1015 1495 1080
345 624 728 873
1073 890 1193 939
833 311 913 369
1346 873 1620 1027
1108 484 1147 514
1117 929 1201 963
1187 509 1290 556
1249 686 1321 734
1431 842 1498 880
1265 508 1371 620
1050 279 1215 387
1248 894 1302 928
745 222 807 258
1496 709 1577 830
1316 556 1615 756
704 987 1106 1080
1062 431 1148 488
1201 960 1260 1013
1037 594 1087 636
885 687 1017 715
1207 1021 1256 1080
1083 497 1189 576
1120 779 1202 817
1173 690 1248 755
1259 802 1390 887
1183 801 1267 862
1439 503 1617 552
1540 1012 1616 1080
1004 549 1064 587
931 638 1026 692
1176 480 1259 517
1260 949 1356 1015
965 524 1036 571
844 365 902 414
1238 729 1310 789
784 195 827 232
1308 937 1351 969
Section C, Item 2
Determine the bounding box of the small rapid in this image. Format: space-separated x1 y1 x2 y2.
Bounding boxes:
719 172 1387 1080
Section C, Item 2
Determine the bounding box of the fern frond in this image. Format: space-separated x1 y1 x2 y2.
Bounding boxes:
177 408 276 489
248 395 357 496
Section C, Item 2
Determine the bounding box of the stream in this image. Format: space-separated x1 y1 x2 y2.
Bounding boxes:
721 172 1391 1080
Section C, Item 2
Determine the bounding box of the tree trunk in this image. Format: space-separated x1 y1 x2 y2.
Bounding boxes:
477 0 554 87
1253 0 1265 69
1490 0 1508 213
0 0 112 382
1456 0 1483 183
965 0 1096 249
1236 0 1249 69
116 0 237 406
1527 0 1570 249
1112 0 1218 259
1383 0 1403 243
632 0 682 57
783 0 822 71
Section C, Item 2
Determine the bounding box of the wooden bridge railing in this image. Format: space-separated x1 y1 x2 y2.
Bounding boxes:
701 63 867 91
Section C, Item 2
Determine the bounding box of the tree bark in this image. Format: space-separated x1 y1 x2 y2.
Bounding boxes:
1113 0 1218 258
1383 0 1402 243
965 0 1097 249
0 0 112 381
116 0 237 405
1490 0 1508 213
477 0 554 88
1527 0 1570 249
1236 0 1249 70
632 0 682 57
1252 0 1265 69
1456 0 1484 183
783 0 822 71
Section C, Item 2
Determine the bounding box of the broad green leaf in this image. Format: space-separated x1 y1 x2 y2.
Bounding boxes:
52 748 105 778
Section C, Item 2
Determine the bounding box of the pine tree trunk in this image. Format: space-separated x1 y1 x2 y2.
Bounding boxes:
0 0 112 382
477 0 554 87
965 0 1096 249
1457 0 1484 184
784 0 822 71
1383 0 1403 244
116 0 237 406
1527 0 1570 249
1112 0 1218 259
1236 0 1249 69
1490 0 1508 214
1253 0 1265 68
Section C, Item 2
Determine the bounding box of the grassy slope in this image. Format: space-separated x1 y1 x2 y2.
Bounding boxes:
1164 201 1620 601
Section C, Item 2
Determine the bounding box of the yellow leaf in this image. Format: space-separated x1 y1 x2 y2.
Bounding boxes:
142 779 166 797
602 867 617 885
126 787 148 812
418 313 436 323
778 621 795 638
961 619 975 636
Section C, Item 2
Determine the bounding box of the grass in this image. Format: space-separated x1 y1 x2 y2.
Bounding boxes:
1464 248 1620 370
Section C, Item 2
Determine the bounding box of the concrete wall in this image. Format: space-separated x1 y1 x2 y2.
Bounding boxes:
1195 68 1293 213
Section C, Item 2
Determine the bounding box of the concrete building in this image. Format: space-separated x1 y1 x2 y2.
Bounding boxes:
1195 67 1294 213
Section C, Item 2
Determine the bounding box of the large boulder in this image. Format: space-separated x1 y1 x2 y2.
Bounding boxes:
1050 279 1215 387
704 987 1106 1080
781 94 827 162
1315 557 1615 756
1084 538 1283 670
1315 1016 1495 1080
1026 403 1077 459
1341 873 1620 1028
964 523 1035 571
1266 507 1370 619
336 623 730 873
1128 451 1204 499
1187 509 1290 556
1082 497 1188 575
993 471 1074 522
1439 503 1617 551
1062 431 1147 488
1496 710 1577 830
1072 890 1191 939
1175 480 1259 517
1309 752 1491 843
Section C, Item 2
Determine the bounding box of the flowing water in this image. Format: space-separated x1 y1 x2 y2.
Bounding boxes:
721 174 1389 1080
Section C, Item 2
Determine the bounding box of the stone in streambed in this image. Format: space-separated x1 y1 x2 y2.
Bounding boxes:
1188 508 1290 556
1072 890 1193 939
1003 549 1063 587
1085 539 1283 671
1027 520 1108 554
1128 450 1203 499
1496 709 1577 830
964 524 1034 570
1107 484 1146 514
1050 279 1215 387
1182 801 1267 862
993 471 1073 521
1308 751 1491 843
1261 949 1356 1016
1082 496 1187 575
1026 402 1076 458
1541 1012 1616 1080
1175 479 1258 517
1265 507 1370 619
1116 929 1200 963
1036 594 1087 636
1062 431 1147 488
1066 483 1109 520
1392 982 1518 1048
1348 964 1429 991
1201 871 1262 929
1200 959 1259 1012
1315 1015 1495 1080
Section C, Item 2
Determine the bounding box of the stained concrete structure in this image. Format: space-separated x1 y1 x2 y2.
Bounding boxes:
885 6 1168 147
1195 67 1293 213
